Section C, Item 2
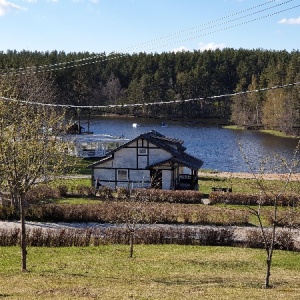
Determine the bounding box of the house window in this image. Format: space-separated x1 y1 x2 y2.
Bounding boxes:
117 169 128 181
138 148 147 155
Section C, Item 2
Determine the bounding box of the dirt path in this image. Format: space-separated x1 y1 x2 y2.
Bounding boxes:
199 171 300 181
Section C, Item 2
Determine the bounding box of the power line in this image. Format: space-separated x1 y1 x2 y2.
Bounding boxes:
125 0 296 53
0 0 296 77
1 81 299 109
142 3 300 54
115 0 281 53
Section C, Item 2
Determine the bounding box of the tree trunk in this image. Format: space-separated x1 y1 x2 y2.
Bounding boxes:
11 187 19 208
264 255 272 288
20 196 27 272
129 230 134 258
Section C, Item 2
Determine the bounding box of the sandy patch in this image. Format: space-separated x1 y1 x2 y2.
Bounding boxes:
199 171 300 181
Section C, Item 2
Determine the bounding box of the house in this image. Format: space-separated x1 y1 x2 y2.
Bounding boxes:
89 130 203 191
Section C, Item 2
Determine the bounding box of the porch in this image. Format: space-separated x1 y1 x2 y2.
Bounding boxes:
174 174 199 190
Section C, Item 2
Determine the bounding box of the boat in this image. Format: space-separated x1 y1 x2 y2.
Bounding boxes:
161 122 167 127
132 123 139 127
61 134 129 158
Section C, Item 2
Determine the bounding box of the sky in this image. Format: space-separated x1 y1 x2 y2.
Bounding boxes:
0 0 300 54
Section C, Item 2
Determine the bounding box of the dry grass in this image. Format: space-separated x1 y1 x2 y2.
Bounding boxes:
1 245 300 299
198 172 300 194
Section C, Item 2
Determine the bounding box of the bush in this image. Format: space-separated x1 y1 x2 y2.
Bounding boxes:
267 210 300 227
246 229 296 251
0 228 20 246
19 201 250 226
0 205 18 220
116 187 130 199
130 188 204 204
56 185 68 196
0 226 234 247
25 184 61 203
96 186 113 200
76 185 95 197
209 192 300 207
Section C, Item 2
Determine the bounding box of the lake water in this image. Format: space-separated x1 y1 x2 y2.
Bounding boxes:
81 116 300 173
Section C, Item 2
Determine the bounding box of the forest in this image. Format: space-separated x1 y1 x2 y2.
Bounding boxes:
0 48 299 135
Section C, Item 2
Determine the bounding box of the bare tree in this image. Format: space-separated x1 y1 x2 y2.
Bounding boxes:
115 188 159 258
102 73 124 105
0 73 73 271
239 140 300 288
117 191 147 258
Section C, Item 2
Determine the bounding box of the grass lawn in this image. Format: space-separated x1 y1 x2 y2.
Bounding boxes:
1 245 300 300
198 175 299 195
50 197 103 205
72 157 99 175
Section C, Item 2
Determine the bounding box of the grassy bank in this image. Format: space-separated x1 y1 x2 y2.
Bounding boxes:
1 245 300 299
223 125 300 139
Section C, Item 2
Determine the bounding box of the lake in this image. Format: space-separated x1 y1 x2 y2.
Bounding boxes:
80 116 300 173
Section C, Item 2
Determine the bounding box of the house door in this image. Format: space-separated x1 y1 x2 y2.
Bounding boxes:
150 169 162 189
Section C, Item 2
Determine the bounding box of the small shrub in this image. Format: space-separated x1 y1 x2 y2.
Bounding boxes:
76 185 94 197
130 188 203 204
0 228 20 246
56 185 68 196
19 201 251 225
0 205 19 220
246 229 296 250
1 226 298 250
25 185 61 203
209 192 259 206
209 192 300 207
116 187 130 199
96 186 113 200
267 210 300 227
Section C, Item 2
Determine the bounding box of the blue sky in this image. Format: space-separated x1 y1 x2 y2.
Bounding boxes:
1 0 300 54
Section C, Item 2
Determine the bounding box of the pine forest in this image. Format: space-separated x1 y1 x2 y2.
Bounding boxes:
1 48 299 136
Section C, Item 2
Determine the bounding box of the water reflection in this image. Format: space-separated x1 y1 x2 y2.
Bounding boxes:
81 116 299 173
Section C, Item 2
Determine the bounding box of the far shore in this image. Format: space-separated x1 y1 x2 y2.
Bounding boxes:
198 171 300 181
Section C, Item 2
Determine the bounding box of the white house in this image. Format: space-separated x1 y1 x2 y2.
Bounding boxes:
89 130 203 190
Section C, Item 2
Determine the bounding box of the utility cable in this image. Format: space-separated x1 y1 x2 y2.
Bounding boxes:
1 81 299 109
122 0 295 53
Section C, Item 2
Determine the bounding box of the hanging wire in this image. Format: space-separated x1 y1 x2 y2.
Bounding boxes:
1 81 299 109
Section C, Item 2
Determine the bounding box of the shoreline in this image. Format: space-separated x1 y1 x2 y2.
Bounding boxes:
198 171 300 181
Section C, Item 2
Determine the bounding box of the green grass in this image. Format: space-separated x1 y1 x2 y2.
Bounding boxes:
1 245 300 299
222 125 245 130
199 175 299 195
49 197 102 205
51 178 91 186
199 175 262 194
72 157 99 175
222 126 299 139
260 129 300 139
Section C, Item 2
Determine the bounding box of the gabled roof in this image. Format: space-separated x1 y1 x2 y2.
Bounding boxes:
88 130 201 169
139 130 186 155
89 155 113 167
104 130 186 156
147 151 203 170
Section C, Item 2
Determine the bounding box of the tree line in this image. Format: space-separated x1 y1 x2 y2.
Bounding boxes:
0 48 300 135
